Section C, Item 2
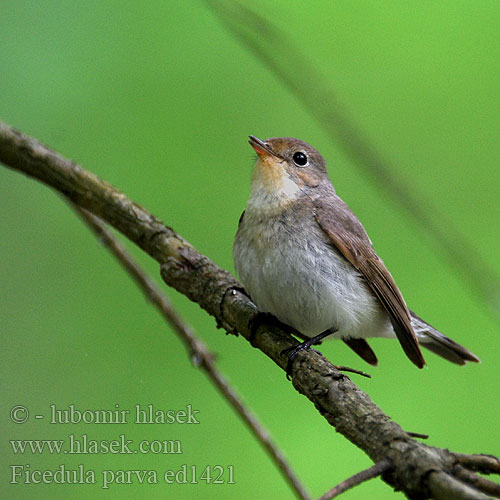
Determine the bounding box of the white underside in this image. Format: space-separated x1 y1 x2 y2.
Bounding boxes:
235 162 401 341
234 160 463 356
234 210 396 341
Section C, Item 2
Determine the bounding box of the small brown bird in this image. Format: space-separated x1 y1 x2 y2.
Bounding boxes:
233 136 480 372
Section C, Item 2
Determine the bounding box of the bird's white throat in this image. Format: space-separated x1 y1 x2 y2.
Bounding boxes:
247 159 302 211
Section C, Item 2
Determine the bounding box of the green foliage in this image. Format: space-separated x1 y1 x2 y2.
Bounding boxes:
1 1 499 498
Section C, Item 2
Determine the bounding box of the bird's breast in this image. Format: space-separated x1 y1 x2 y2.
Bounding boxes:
233 205 389 338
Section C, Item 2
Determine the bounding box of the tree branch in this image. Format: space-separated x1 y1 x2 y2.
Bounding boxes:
1 121 498 498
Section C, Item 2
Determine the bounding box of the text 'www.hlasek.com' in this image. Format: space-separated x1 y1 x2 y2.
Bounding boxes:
8 403 236 489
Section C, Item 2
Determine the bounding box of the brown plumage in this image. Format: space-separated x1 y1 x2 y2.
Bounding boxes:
314 194 425 368
234 135 479 370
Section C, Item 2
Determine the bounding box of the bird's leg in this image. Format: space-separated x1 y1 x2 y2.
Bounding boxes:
281 329 336 379
248 312 286 347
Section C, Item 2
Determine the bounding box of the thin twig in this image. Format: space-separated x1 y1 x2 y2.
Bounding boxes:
454 465 500 498
71 205 310 500
334 365 371 378
406 431 429 440
203 0 500 319
428 471 494 500
318 460 392 500
454 454 500 475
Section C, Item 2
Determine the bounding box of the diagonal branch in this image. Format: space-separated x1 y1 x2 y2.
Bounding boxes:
71 205 311 500
1 121 499 499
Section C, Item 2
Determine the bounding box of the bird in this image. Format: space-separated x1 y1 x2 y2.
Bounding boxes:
233 135 480 374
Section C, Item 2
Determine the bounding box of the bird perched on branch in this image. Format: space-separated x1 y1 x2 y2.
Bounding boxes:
234 136 480 374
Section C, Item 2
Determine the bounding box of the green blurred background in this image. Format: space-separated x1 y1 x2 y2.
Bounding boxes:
2 1 500 498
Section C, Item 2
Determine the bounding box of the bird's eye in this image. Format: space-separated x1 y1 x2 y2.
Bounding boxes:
292 151 308 167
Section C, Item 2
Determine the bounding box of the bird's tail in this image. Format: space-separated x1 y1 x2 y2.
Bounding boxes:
410 311 480 365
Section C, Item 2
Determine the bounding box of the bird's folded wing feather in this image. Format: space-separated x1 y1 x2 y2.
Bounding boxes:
313 195 425 368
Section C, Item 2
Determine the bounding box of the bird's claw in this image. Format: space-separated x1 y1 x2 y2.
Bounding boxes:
280 343 323 380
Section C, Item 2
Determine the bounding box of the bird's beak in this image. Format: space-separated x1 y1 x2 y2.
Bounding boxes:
248 135 280 159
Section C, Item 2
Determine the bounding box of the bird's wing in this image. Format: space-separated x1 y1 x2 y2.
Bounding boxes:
314 195 425 368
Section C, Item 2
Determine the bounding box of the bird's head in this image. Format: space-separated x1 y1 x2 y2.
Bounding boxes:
247 136 330 207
